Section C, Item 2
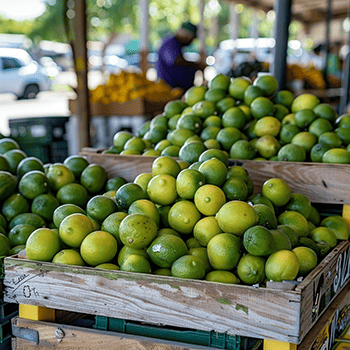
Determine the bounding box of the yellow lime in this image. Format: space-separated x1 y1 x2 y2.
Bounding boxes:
168 200 201 235
205 270 239 284
254 116 281 137
216 201 258 236
59 213 94 248
292 246 318 277
262 178 291 207
193 216 222 247
277 144 306 162
207 233 241 270
147 174 177 206
52 249 85 266
291 94 320 113
80 230 118 266
320 216 349 240
119 213 158 249
46 163 75 192
322 148 350 164
265 250 299 281
194 184 226 216
26 228 61 261
184 86 207 106
95 263 120 270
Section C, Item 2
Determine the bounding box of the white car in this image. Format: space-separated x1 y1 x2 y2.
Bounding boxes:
0 48 51 99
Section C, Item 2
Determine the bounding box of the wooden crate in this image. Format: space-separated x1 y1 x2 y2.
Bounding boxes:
10 317 211 350
3 239 350 345
79 151 350 204
69 98 167 117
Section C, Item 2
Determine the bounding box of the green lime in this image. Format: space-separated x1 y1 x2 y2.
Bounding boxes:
237 254 266 285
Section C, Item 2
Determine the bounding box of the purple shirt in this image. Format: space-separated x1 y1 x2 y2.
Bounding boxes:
156 36 196 91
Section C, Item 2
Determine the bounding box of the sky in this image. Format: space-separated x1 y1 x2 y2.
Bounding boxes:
0 0 46 20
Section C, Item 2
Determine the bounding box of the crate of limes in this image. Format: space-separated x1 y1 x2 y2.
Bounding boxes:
1 144 350 347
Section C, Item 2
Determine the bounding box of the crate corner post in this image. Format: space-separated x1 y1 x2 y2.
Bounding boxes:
263 339 297 350
19 304 55 322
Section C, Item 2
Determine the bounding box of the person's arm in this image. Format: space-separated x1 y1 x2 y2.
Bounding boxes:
174 55 206 71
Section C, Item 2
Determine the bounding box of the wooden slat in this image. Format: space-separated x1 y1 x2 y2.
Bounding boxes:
11 317 209 350
80 152 350 204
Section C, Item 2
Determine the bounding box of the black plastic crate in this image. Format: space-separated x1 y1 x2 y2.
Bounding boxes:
94 316 262 350
9 116 69 164
0 336 10 350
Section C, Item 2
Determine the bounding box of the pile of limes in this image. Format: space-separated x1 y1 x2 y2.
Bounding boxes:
106 73 350 164
1 137 348 286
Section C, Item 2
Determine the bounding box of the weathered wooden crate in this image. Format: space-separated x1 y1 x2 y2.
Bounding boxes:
3 239 350 345
79 151 350 204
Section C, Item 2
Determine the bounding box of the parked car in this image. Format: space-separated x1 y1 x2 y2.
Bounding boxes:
0 48 51 99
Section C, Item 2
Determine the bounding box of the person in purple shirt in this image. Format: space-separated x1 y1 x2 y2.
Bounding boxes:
156 22 206 91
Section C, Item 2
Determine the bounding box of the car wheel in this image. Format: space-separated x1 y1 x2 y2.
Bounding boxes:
21 84 40 99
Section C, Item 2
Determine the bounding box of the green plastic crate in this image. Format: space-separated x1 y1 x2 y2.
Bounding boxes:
0 337 10 350
9 116 69 145
94 316 261 349
0 303 18 323
0 319 11 344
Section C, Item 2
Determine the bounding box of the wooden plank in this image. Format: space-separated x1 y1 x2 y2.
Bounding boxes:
11 317 210 350
3 257 301 344
80 152 350 204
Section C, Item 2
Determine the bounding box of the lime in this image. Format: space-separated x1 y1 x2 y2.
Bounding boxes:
277 144 306 162
205 270 239 284
194 184 226 216
253 75 278 97
215 201 258 236
8 224 36 247
56 183 89 208
128 199 160 227
237 254 266 285
320 216 349 240
179 141 207 163
244 85 264 106
9 212 45 230
209 73 231 90
313 103 337 123
265 250 299 282
31 193 60 222
250 97 274 120
253 204 277 229
86 195 118 223
168 200 201 234
2 193 30 222
278 211 309 237
292 246 318 277
184 86 207 106
0 138 19 154
120 254 152 273
294 109 317 129
18 170 48 200
46 163 75 192
198 158 227 186
273 90 294 109
207 233 241 270
262 178 291 207
53 204 85 228
255 135 281 159
270 229 292 252
285 193 311 219
243 225 275 256
80 231 118 266
222 107 246 130
52 249 85 266
171 255 206 279
59 213 94 248
279 124 301 144
216 97 236 114
119 213 158 249
26 228 61 261
322 148 350 164
147 174 177 206
216 127 242 151
80 164 107 194
291 94 320 113
228 77 251 100
116 183 146 210
63 155 89 179
176 168 205 200
222 177 248 201
147 234 188 268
